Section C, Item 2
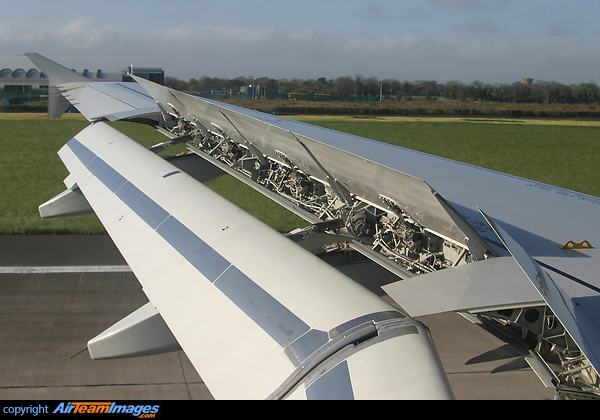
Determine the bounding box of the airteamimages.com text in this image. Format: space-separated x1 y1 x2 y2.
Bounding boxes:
3 402 161 418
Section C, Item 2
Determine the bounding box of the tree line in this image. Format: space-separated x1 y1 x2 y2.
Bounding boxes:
165 75 600 105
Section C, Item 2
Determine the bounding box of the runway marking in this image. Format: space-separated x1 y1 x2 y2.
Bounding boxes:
0 265 132 274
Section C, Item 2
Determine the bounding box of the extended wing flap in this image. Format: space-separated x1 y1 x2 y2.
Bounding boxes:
58 122 453 399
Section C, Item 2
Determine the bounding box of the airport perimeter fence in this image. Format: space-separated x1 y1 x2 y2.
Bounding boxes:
2 100 599 120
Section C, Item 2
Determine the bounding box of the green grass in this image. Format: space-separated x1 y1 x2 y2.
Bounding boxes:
204 176 306 232
0 115 169 234
1 113 599 234
0 114 95 234
0 114 305 234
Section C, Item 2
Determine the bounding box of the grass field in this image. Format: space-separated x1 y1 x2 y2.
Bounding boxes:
0 114 163 234
1 113 598 234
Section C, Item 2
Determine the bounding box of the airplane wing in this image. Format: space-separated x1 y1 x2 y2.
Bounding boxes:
31 55 453 399
30 53 600 398
49 121 452 400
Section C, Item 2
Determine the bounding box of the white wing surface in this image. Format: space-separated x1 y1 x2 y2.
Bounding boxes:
55 122 452 399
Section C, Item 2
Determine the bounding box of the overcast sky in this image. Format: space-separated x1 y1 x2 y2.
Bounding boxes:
2 0 599 84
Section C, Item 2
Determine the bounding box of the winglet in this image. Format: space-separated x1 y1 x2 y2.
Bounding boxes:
25 53 90 118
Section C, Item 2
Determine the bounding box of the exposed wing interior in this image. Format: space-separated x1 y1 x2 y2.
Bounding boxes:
133 75 496 274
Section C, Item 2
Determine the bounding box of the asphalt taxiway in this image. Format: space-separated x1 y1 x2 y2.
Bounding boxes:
0 235 555 400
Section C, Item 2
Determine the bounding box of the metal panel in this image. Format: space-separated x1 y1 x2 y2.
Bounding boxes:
155 215 230 282
38 185 93 218
73 83 159 122
481 210 600 376
115 182 169 230
382 257 545 317
306 361 354 400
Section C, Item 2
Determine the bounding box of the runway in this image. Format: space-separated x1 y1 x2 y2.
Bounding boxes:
0 235 212 400
0 235 555 400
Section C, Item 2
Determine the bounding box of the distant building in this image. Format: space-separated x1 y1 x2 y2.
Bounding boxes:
122 66 164 85
0 67 48 105
240 85 268 99
1 64 164 105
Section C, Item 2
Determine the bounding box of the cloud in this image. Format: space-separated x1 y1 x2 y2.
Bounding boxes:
546 17 579 37
463 21 501 34
428 0 513 10
430 0 481 7
2 17 598 84
357 3 386 20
